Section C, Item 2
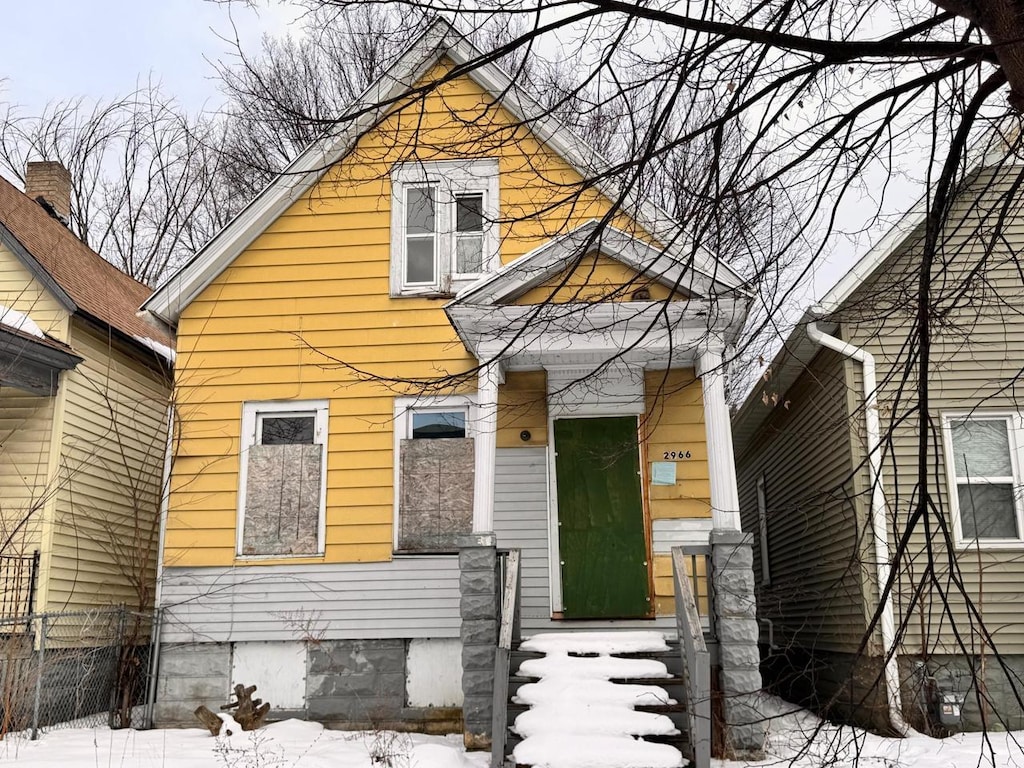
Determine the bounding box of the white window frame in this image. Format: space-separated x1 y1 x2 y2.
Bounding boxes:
237 399 329 558
942 411 1024 549
756 474 771 585
392 395 477 553
390 159 499 296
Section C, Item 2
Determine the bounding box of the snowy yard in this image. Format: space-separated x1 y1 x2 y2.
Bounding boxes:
1 701 1023 768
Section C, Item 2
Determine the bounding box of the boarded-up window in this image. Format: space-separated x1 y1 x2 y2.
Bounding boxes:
398 437 474 551
239 401 327 556
242 444 322 555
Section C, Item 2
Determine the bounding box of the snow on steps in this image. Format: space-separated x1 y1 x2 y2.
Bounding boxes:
509 631 686 768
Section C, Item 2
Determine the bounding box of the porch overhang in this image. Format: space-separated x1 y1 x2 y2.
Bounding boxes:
0 325 82 396
445 298 748 370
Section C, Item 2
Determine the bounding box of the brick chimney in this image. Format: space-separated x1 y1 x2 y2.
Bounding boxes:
24 161 72 223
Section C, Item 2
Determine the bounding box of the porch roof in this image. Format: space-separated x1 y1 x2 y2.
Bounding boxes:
0 323 82 396
445 221 749 369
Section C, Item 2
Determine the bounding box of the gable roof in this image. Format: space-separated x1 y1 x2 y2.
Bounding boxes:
142 18 745 327
449 220 733 306
0 175 172 349
731 124 1021 454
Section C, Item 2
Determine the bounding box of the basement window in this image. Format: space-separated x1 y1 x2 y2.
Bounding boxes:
238 401 328 557
944 413 1024 546
394 399 475 553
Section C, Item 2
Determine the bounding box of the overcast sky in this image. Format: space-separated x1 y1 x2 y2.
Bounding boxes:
0 0 300 114
0 0 879 302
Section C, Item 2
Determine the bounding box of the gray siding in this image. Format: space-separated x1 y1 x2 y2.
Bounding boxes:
158 557 461 643
842 164 1024 655
735 348 871 654
493 446 674 633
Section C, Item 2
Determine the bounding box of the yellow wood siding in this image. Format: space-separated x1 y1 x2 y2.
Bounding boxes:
0 243 69 341
514 254 682 305
168 60 661 567
496 371 547 448
653 552 709 617
43 319 170 612
0 388 55 559
644 369 710 519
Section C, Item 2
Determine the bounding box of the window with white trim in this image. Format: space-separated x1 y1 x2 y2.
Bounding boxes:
944 413 1024 545
238 401 328 556
390 159 499 296
394 399 475 552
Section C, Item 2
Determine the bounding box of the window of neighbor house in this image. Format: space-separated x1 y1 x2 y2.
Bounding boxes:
239 401 328 557
944 414 1024 545
395 401 475 553
390 159 498 295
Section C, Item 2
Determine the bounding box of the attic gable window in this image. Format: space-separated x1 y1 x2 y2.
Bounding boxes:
238 400 328 558
390 159 499 296
943 413 1024 547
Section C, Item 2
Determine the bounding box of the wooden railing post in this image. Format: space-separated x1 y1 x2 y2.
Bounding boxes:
673 546 711 768
491 549 520 768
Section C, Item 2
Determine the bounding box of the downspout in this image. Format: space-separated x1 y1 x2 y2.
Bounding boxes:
805 310 910 736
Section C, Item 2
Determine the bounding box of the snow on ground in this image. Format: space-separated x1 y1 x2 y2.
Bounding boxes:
2 698 1024 768
0 719 490 768
717 695 1024 768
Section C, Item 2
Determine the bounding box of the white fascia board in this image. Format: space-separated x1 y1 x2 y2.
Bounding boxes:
451 221 722 306
143 21 454 326
818 121 1020 316
444 39 743 292
449 298 747 365
144 17 743 326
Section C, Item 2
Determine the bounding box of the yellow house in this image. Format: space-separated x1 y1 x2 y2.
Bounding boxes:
0 163 172 623
143 20 760 748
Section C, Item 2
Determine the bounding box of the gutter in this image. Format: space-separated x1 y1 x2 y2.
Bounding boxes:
805 309 910 736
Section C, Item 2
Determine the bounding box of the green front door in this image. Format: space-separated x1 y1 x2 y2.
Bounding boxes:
554 416 650 619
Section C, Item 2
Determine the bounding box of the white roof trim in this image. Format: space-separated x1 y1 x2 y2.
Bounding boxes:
446 298 748 370
732 120 1022 451
819 120 1021 315
449 220 733 306
143 18 742 326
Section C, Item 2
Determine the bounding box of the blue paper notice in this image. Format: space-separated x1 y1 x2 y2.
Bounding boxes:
651 461 677 486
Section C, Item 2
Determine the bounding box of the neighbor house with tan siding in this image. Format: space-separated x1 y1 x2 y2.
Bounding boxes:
0 162 172 623
733 130 1024 733
142 20 764 747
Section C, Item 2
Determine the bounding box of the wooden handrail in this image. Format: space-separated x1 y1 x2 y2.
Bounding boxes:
673 546 711 768
491 549 521 768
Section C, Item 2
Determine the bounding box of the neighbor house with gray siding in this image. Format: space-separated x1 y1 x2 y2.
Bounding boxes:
733 130 1024 733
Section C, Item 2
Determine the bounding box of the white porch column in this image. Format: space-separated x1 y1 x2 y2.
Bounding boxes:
472 360 501 533
696 348 741 531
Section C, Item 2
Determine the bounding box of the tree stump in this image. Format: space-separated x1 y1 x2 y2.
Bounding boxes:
193 683 271 735
221 683 271 731
193 705 224 736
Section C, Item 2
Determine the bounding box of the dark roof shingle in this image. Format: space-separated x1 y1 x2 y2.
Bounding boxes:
0 175 172 349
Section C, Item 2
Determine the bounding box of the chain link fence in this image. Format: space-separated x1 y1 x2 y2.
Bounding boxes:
0 607 157 739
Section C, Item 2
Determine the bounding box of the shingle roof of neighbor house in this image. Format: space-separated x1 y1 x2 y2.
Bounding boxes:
0 174 172 349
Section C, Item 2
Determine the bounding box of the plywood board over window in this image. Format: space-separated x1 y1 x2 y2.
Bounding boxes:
398 438 475 551
238 400 328 558
242 443 322 555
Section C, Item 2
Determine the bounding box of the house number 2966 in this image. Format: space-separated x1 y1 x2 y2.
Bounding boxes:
663 450 692 459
